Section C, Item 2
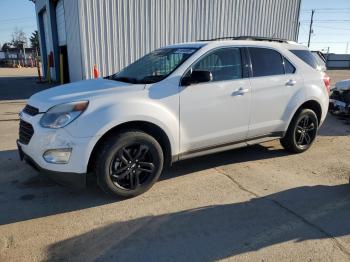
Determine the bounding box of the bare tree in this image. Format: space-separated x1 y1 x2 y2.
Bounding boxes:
11 28 27 49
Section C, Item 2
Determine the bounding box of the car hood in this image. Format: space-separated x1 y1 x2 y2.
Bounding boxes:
335 79 350 91
28 79 145 112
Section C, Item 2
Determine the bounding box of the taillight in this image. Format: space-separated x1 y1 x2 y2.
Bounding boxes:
323 74 331 95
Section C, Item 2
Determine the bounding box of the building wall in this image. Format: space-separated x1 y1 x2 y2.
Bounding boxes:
326 54 350 69
35 0 83 81
35 0 52 79
77 0 301 80
37 0 301 82
63 0 83 82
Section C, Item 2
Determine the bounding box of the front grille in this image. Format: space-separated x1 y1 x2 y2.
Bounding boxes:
23 104 39 116
19 119 34 145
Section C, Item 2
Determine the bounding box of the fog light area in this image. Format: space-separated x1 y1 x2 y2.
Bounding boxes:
43 148 72 164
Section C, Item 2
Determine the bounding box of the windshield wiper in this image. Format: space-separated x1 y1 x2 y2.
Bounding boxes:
140 75 165 84
111 76 139 84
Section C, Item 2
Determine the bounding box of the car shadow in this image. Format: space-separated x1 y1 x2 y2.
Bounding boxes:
0 114 347 227
45 184 350 261
0 149 117 226
162 144 289 181
0 144 289 226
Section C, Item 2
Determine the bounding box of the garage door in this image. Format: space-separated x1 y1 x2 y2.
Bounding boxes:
42 11 50 53
56 0 66 46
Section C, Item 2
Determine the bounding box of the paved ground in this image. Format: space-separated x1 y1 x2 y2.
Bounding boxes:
0 69 350 261
327 69 350 84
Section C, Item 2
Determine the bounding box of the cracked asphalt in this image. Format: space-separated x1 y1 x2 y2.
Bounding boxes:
0 68 350 261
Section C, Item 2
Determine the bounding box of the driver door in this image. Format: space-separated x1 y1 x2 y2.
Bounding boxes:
179 47 251 154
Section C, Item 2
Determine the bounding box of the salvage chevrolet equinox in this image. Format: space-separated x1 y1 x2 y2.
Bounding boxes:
18 37 330 197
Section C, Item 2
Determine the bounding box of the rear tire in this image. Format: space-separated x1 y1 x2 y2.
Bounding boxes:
95 130 164 198
280 109 318 153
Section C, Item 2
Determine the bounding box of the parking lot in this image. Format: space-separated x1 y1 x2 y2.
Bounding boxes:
0 68 350 261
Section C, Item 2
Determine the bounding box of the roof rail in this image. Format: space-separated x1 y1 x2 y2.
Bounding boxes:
199 36 289 43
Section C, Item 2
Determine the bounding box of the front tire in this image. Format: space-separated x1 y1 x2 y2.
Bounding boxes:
280 109 318 153
95 130 164 197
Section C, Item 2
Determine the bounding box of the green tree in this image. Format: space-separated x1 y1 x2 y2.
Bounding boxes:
30 30 40 54
1 42 12 51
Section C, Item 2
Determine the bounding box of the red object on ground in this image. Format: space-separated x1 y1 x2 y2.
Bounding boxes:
93 64 99 79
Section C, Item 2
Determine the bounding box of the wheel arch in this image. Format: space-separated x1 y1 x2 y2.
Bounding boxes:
87 121 173 174
288 100 322 130
296 100 322 125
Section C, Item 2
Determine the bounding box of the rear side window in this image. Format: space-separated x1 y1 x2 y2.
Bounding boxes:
283 58 296 74
290 49 318 69
193 47 242 81
249 48 284 77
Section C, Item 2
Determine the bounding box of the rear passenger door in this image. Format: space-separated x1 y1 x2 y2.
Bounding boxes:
247 47 303 138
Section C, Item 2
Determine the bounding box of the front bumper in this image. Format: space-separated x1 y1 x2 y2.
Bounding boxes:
17 141 86 187
17 113 99 187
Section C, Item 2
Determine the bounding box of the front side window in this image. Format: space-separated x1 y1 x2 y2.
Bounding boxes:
191 47 242 81
249 47 284 77
112 47 198 84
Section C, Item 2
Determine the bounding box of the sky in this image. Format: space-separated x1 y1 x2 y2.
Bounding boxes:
0 0 349 54
0 0 37 48
298 0 350 54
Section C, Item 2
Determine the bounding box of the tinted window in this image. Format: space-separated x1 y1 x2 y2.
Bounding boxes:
112 48 198 84
283 57 296 74
192 48 242 81
249 48 284 77
290 49 318 69
312 51 326 71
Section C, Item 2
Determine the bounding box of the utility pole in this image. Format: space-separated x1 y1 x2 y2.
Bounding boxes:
307 9 315 48
346 42 349 54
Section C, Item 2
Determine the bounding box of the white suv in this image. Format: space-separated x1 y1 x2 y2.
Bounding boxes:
18 37 330 197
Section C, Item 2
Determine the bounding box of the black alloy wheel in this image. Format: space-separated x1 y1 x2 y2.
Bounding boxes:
294 115 317 149
96 130 164 197
280 109 318 153
110 143 156 190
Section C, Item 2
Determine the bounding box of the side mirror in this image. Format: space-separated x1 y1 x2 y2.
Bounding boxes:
181 70 213 86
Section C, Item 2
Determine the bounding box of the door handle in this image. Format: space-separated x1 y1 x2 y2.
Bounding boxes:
232 87 249 96
285 79 296 86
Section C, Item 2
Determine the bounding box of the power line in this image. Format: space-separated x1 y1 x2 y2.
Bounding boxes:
312 25 350 30
1 20 36 25
302 10 350 14
300 20 350 23
0 26 37 31
302 8 350 11
300 41 349 44
0 17 34 22
0 24 37 29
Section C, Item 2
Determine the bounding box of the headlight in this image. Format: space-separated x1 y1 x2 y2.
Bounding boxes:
40 101 89 129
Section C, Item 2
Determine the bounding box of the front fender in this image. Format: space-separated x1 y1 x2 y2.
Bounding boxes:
65 98 179 159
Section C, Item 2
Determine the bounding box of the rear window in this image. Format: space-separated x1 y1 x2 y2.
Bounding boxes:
290 49 318 69
249 47 284 77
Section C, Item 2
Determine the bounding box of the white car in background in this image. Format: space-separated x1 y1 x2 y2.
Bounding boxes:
17 36 330 197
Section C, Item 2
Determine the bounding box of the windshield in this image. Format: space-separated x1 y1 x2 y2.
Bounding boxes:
111 47 199 84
